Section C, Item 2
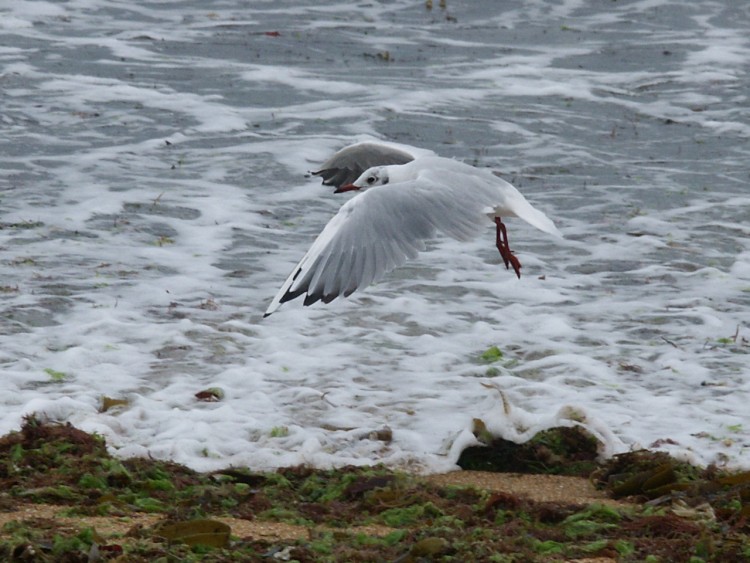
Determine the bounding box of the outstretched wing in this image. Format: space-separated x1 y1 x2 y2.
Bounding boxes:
312 142 416 188
264 178 500 316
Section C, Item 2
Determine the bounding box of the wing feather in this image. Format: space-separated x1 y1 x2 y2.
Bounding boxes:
312 142 416 188
264 177 504 315
267 162 564 315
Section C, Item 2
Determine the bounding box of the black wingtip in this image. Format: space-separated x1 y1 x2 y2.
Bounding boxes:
311 167 357 190
310 168 335 186
303 292 322 307
280 289 305 305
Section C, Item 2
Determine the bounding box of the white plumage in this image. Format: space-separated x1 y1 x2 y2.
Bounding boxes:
264 143 561 316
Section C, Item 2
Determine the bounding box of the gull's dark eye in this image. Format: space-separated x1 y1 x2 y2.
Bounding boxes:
367 176 376 184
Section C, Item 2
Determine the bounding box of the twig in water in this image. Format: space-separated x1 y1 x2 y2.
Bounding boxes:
661 336 679 349
151 192 165 209
481 382 512 415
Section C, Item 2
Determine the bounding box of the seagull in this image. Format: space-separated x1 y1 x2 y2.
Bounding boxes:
264 142 561 317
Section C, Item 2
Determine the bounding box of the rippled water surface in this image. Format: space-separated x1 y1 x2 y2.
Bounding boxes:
2 0 749 471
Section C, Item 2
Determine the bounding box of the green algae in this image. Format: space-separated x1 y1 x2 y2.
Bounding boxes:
0 416 749 562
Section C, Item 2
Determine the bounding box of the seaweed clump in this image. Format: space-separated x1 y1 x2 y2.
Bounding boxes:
1 416 750 562
457 425 601 476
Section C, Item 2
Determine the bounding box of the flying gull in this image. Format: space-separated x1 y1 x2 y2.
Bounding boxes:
264 141 561 316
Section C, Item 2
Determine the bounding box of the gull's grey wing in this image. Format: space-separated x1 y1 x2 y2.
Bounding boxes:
312 142 415 188
264 178 498 316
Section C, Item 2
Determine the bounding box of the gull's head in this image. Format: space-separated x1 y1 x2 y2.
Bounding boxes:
336 166 389 193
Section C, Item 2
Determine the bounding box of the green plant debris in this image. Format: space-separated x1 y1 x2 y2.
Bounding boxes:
0 416 749 561
379 502 442 527
43 368 68 382
562 504 621 538
480 345 504 363
269 426 289 438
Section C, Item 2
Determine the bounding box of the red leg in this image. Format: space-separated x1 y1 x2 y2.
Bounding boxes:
494 217 522 279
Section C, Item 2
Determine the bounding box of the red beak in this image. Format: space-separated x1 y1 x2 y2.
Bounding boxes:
334 183 360 194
